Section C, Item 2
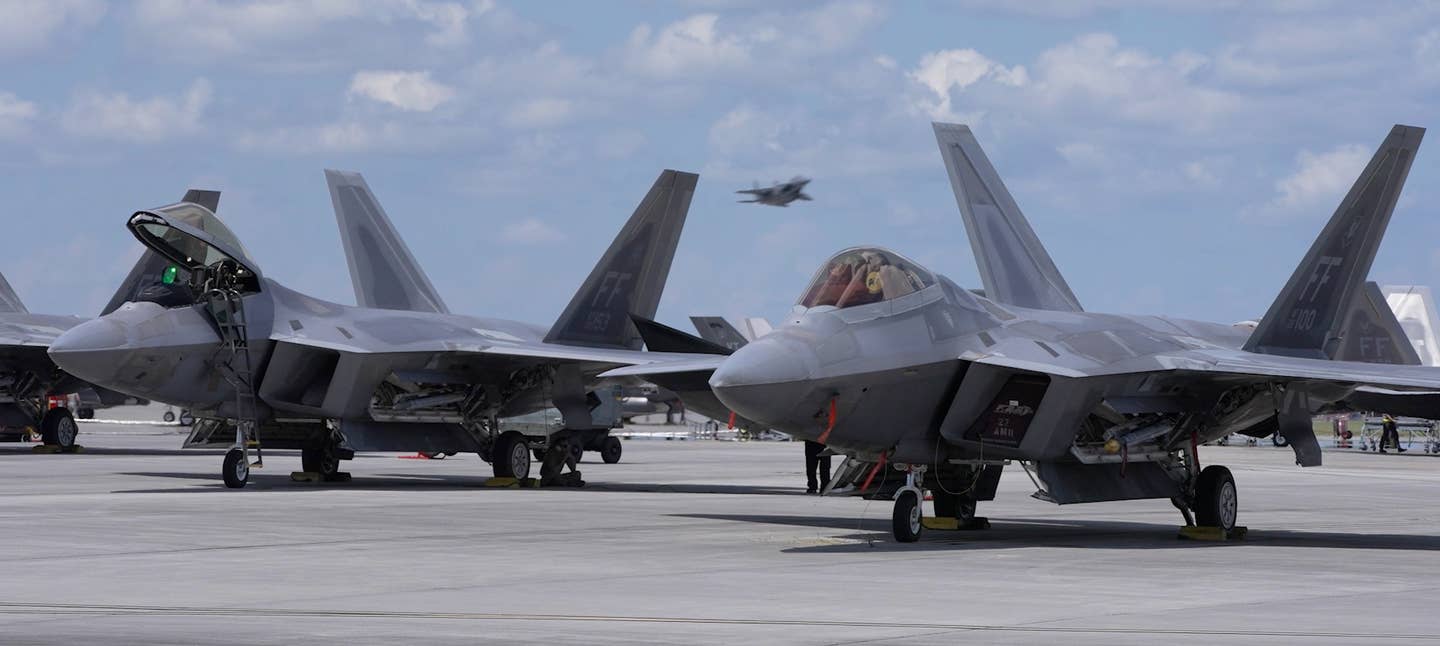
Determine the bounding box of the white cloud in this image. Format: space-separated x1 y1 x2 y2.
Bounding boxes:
128 0 480 56
61 79 213 142
1252 143 1369 220
348 70 455 112
1418 29 1440 78
0 93 39 139
708 105 789 155
909 49 1028 120
623 14 751 77
0 0 104 57
505 98 573 128
500 218 565 244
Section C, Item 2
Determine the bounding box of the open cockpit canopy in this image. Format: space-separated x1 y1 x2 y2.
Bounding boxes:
127 202 261 294
798 247 935 310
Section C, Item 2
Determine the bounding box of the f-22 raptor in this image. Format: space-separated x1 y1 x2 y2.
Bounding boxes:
0 190 218 448
737 176 812 207
610 124 1436 542
49 171 707 488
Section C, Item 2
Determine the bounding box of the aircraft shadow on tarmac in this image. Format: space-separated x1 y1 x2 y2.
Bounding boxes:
110 471 802 497
676 513 1440 554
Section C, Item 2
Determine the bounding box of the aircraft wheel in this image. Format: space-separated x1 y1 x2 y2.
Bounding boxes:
301 447 341 477
77 408 95 420
1272 433 1289 448
600 436 623 464
1193 465 1237 531
222 448 249 489
40 408 78 449
178 411 195 426
492 432 530 480
892 490 922 543
163 410 176 423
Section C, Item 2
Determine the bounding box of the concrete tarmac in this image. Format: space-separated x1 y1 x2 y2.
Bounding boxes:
2 424 1439 645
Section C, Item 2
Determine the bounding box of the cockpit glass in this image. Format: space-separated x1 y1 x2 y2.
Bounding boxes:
151 203 251 258
798 248 936 309
138 222 239 269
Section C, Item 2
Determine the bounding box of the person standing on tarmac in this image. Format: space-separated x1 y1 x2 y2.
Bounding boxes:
1379 414 1407 453
804 440 831 494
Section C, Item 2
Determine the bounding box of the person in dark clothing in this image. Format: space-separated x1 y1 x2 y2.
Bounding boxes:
804 440 831 493
1379 414 1407 453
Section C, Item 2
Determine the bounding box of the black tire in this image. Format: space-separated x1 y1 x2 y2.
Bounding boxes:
1272 432 1289 448
1193 465 1238 531
492 432 530 479
40 408 78 449
301 447 341 477
163 410 176 423
892 490 922 543
77 408 94 420
600 436 623 464
222 448 249 489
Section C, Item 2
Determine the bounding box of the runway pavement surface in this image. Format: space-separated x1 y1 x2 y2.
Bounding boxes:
2 418 1439 645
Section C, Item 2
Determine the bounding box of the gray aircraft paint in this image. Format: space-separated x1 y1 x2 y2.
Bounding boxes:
325 170 450 314
49 171 711 455
1245 126 1423 359
736 177 812 207
933 122 1082 312
690 316 751 351
545 171 697 350
0 271 26 314
607 124 1434 516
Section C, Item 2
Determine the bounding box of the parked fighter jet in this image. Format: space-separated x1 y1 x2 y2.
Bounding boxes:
608 124 1435 543
49 171 706 488
736 177 812 207
0 190 217 447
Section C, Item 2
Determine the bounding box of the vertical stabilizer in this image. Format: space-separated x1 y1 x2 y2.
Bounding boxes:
1244 125 1424 358
101 189 221 315
326 169 449 313
1331 281 1422 365
545 170 698 350
1382 285 1440 366
0 271 26 314
933 122 1082 312
689 316 751 351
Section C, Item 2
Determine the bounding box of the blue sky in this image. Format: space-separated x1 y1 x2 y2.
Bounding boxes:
1 0 1437 330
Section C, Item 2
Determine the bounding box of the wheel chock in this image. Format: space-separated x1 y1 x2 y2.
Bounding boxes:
31 445 84 454
921 516 991 531
1178 525 1248 541
483 477 519 487
922 517 958 530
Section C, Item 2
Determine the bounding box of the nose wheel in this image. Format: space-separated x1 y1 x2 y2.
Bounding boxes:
222 448 249 488
891 465 925 543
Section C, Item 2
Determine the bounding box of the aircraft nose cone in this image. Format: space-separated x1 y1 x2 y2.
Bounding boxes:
50 318 128 354
710 337 812 389
49 318 129 383
710 337 816 428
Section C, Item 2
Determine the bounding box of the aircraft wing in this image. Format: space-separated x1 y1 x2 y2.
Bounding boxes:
0 314 84 348
735 188 768 195
970 345 1440 392
599 356 727 379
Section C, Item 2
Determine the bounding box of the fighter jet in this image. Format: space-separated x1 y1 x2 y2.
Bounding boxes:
736 176 812 207
690 316 772 351
49 170 709 488
607 124 1437 543
0 190 218 448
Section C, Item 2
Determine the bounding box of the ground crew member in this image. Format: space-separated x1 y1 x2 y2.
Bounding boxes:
1379 414 1406 453
804 440 831 494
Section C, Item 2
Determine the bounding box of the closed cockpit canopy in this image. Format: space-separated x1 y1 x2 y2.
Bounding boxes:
798 247 935 310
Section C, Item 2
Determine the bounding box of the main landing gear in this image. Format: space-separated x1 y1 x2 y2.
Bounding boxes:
39 407 78 451
1173 455 1241 537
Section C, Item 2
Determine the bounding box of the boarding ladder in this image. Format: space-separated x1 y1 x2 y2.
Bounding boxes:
204 287 263 469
